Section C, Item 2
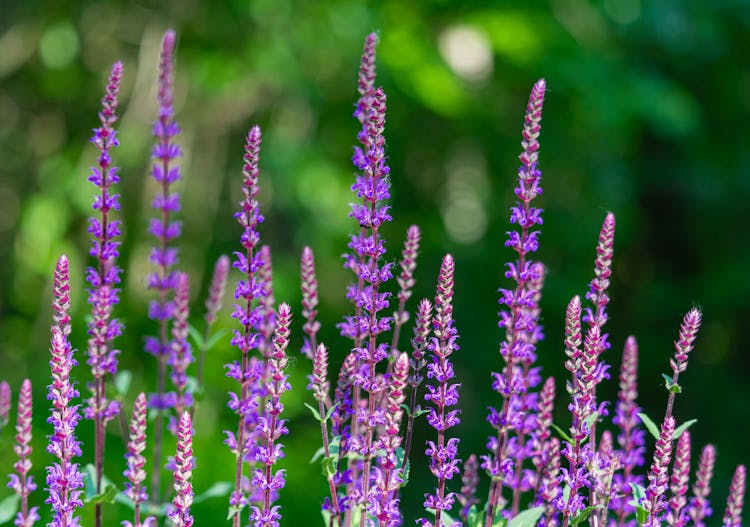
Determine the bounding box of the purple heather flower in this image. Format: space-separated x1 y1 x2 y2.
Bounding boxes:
667 430 691 527
420 254 461 527
687 444 716 527
46 254 84 527
205 254 230 326
226 125 267 522
391 225 421 355
301 246 320 360
249 303 292 527
169 412 194 527
644 417 676 527
169 273 194 418
0 381 10 429
371 352 409 527
484 78 546 524
123 393 156 527
611 336 646 525
85 60 124 431
8 379 39 527
722 465 746 527
458 454 480 521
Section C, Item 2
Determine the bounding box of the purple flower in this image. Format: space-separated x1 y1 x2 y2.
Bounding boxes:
168 273 193 418
300 246 320 359
205 254 230 327
458 454 480 521
665 309 702 420
611 336 646 525
667 431 691 527
250 303 292 527
0 381 10 430
484 78 546 522
123 393 155 527
169 412 194 527
46 255 84 527
8 379 39 527
687 444 716 527
538 438 561 527
722 465 746 527
85 60 124 428
392 225 421 355
226 126 268 522
420 254 461 527
644 417 676 527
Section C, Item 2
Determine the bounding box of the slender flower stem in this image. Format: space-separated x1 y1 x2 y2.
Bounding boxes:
664 308 702 421
667 431 691 527
391 225 421 356
722 465 746 527
8 379 38 527
46 254 84 527
146 29 183 502
124 393 151 527
301 246 321 360
0 381 10 430
312 343 340 525
644 417 676 527
170 272 193 418
169 412 194 527
688 444 716 527
197 254 230 389
458 454 480 522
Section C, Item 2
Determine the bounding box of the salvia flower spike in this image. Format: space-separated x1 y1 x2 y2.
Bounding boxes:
458 454 480 522
8 378 39 527
169 411 194 527
644 416 676 527
420 254 461 527
249 303 292 527
0 381 10 429
86 60 124 527
484 78 546 526
722 465 746 527
169 272 193 420
667 430 691 527
145 28 183 501
688 444 717 527
665 308 702 420
46 254 84 527
123 392 154 527
301 246 320 359
226 125 266 525
391 224 421 355
197 254 230 387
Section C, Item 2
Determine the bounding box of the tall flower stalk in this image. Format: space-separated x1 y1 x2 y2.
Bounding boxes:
483 78 546 526
86 60 124 527
196 254 230 389
169 412 194 527
644 417 676 527
688 444 717 527
145 29 183 500
723 465 746 527
123 393 154 527
250 304 292 527
664 309 702 421
8 378 39 527
420 254 461 527
225 126 266 526
46 254 84 527
391 225 421 356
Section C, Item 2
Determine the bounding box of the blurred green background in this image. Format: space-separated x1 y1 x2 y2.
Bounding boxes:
1 0 749 525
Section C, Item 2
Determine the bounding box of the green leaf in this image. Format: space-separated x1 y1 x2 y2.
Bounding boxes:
661 373 674 388
114 370 132 396
310 446 326 463
188 324 204 349
583 411 599 429
321 508 331 527
674 419 698 439
304 402 322 422
227 504 244 521
322 455 337 478
0 494 20 525
194 481 233 503
205 329 228 350
628 482 649 524
507 507 545 527
635 504 649 525
637 412 660 440
325 402 340 421
85 484 118 504
467 504 483 527
571 505 599 526
551 423 573 444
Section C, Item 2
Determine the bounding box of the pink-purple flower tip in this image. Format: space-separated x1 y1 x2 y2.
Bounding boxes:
671 308 702 373
645 416 676 526
170 411 194 527
124 392 148 504
723 465 746 527
0 381 9 427
205 254 230 325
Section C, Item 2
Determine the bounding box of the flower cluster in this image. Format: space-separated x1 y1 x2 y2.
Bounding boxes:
8 379 39 527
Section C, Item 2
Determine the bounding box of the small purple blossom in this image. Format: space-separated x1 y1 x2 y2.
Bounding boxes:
8 379 39 527
46 254 84 527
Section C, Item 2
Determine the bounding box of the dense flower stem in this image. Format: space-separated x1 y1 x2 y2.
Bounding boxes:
644 417 676 527
484 78 546 527
170 273 193 417
0 381 9 430
401 298 433 472
169 412 194 527
688 444 716 527
46 254 84 527
722 465 746 527
250 303 292 527
664 309 702 422
86 60 124 527
391 225 420 356
9 378 38 527
667 431 691 527
458 454 479 521
301 246 321 360
123 393 150 527
420 254 461 527
146 29 183 502
226 125 265 527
